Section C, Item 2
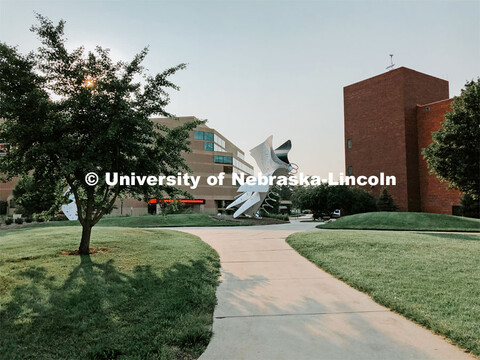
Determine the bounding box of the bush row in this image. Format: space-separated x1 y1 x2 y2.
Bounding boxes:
1 213 68 226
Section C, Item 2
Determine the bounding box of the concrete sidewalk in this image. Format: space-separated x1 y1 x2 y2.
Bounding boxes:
179 221 473 360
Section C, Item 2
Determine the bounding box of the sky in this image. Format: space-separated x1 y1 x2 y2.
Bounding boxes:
1 0 479 177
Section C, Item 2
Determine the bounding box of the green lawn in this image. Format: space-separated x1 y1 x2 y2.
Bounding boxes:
317 212 480 232
0 226 220 359
287 230 480 355
31 213 250 228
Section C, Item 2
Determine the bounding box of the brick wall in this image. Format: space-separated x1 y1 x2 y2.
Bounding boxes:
0 177 17 202
344 67 449 211
417 99 461 214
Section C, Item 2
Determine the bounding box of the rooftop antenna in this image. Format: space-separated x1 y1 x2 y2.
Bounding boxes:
386 54 395 70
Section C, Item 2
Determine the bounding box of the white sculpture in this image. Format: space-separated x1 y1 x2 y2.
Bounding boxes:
61 188 78 220
227 136 294 218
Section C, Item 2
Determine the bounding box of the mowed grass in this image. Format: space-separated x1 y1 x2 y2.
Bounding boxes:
0 226 220 359
36 213 249 228
287 230 480 355
318 212 480 232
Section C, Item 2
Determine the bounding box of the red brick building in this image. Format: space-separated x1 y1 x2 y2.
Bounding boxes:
344 67 461 214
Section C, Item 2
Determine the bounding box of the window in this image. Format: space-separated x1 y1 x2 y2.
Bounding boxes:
204 142 214 151
214 143 226 152
214 134 226 148
204 132 214 141
214 155 233 164
194 131 214 141
194 131 204 140
233 158 254 175
223 166 233 174
237 151 245 160
347 139 352 149
347 166 353 176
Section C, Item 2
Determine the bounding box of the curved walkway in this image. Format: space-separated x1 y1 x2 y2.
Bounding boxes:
178 221 473 360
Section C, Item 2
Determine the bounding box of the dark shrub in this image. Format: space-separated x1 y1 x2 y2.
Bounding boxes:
53 214 68 221
260 212 289 221
25 217 33 223
350 187 377 214
14 218 23 224
376 188 398 211
5 217 13 225
461 194 480 218
0 200 7 215
33 214 45 222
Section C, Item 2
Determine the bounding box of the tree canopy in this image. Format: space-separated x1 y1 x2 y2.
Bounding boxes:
12 175 66 217
291 184 377 215
423 79 480 200
0 14 200 253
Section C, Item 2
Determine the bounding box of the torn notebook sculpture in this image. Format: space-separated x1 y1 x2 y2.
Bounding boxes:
226 136 296 218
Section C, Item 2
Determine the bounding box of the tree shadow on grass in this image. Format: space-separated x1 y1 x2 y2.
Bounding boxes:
0 255 219 360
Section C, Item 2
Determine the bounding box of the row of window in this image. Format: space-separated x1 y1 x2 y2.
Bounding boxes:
194 131 214 141
196 131 229 152
195 132 252 173
346 137 352 174
214 155 233 164
214 134 225 148
203 142 229 152
233 158 254 175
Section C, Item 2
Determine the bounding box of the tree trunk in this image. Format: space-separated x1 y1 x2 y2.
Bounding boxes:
79 224 92 255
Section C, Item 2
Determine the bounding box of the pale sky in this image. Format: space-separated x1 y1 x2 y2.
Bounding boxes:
1 0 479 177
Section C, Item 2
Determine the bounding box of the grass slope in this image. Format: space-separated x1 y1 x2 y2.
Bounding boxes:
34 213 249 229
0 226 220 359
318 212 480 232
94 213 248 227
287 230 480 355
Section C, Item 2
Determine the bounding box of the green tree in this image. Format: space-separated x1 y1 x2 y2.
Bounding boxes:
423 79 480 215
291 184 377 215
291 184 329 214
346 187 377 215
12 175 66 217
0 14 200 254
326 185 354 213
376 187 398 212
461 194 480 218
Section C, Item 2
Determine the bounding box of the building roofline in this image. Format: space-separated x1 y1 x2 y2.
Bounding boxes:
151 116 253 169
344 67 448 89
417 97 453 107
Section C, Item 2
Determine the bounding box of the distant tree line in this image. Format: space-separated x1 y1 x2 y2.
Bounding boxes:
290 184 397 215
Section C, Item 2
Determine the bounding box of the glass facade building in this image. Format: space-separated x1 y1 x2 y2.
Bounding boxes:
107 116 255 216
